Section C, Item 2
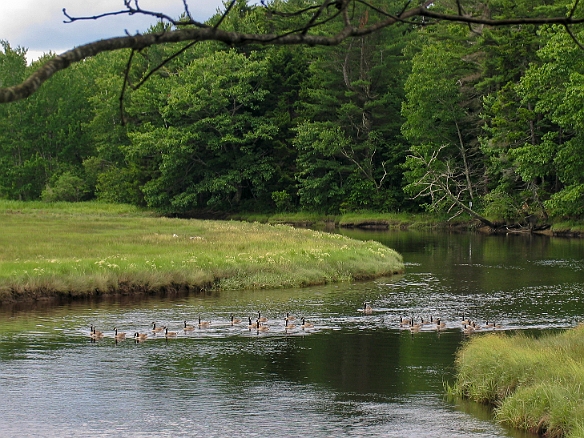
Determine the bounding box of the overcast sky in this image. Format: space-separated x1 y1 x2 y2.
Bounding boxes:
1 0 226 62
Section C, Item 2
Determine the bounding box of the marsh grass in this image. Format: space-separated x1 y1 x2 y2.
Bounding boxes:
448 326 584 437
0 202 403 303
233 210 446 229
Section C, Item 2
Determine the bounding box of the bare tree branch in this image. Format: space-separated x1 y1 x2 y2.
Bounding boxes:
2 1 584 103
119 48 136 125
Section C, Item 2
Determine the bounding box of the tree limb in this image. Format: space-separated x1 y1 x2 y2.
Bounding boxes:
2 1 584 103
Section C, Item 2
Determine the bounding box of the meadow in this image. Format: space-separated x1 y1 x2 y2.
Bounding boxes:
448 326 584 438
0 200 403 303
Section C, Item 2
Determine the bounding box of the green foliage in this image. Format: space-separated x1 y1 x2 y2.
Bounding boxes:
41 172 89 202
4 0 584 223
544 184 584 218
271 190 293 212
481 188 521 222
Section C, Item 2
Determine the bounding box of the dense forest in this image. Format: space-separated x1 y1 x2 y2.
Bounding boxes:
1 0 584 225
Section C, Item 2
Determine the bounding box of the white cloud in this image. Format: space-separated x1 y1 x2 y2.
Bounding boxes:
0 0 225 62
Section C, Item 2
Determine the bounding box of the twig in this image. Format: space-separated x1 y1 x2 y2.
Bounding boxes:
132 40 198 91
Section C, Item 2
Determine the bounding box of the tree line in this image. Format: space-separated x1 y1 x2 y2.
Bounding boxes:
1 0 584 225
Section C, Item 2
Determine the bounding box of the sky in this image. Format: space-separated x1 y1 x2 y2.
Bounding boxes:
0 0 226 63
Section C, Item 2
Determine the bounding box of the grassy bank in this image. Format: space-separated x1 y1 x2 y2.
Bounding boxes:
231 211 449 229
233 211 584 236
0 201 403 304
448 326 584 437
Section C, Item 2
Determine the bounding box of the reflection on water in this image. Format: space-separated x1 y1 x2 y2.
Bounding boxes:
2 231 582 437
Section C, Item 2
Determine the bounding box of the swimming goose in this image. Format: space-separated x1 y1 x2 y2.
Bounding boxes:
421 316 433 325
284 318 296 330
151 322 164 333
257 312 268 323
301 317 314 329
435 318 446 330
230 314 242 325
361 302 373 314
114 327 126 340
256 320 269 332
400 316 413 326
248 317 258 329
198 316 211 328
409 319 422 332
134 332 148 341
183 321 195 331
165 327 178 337
90 325 104 339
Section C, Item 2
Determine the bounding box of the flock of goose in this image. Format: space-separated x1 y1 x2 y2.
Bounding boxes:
88 312 316 341
88 303 504 342
359 301 503 334
397 313 503 334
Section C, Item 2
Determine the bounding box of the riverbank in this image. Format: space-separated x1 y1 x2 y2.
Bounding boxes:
232 211 584 236
0 201 403 304
230 211 460 230
448 326 584 438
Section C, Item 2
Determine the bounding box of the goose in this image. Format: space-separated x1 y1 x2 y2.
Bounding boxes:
230 314 242 325
183 321 195 331
248 317 258 330
362 302 373 314
165 327 178 337
301 317 314 329
256 320 269 332
151 322 164 333
284 318 296 331
435 318 446 330
421 316 433 325
134 332 148 341
400 316 412 326
90 325 104 339
114 327 126 340
285 312 296 321
257 312 268 323
461 314 471 325
462 324 475 335
198 316 211 328
409 323 421 333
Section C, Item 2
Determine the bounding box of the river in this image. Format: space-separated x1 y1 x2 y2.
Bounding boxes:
1 230 583 437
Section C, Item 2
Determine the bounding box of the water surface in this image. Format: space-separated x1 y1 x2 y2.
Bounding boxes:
2 230 583 437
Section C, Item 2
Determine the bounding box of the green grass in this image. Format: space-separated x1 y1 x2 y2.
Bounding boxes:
0 201 403 303
448 326 584 438
233 210 449 229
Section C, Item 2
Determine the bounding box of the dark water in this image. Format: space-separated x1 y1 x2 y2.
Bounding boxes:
1 230 583 437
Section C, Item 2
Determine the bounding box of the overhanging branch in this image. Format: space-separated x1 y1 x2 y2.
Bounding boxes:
2 2 584 103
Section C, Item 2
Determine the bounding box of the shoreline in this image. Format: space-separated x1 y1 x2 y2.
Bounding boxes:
231 212 584 237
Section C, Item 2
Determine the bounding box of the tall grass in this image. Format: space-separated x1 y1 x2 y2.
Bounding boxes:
448 326 584 437
0 202 403 303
